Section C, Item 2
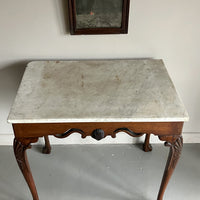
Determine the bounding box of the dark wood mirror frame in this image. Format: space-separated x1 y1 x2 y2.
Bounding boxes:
68 0 130 35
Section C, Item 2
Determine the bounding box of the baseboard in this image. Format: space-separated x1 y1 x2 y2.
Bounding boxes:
0 132 199 145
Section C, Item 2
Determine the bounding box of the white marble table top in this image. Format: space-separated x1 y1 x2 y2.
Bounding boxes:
8 59 189 123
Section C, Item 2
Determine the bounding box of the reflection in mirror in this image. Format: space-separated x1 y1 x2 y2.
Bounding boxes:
75 0 123 29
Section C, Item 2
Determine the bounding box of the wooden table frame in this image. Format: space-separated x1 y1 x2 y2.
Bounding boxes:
13 121 184 200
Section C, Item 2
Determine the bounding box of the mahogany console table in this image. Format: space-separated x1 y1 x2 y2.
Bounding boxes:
8 59 189 200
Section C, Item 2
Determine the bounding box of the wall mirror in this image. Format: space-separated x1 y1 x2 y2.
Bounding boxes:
68 0 130 35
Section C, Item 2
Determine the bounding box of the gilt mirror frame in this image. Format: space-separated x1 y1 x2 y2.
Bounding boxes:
68 0 130 35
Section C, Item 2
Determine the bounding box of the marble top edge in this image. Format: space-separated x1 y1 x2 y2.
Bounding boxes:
8 116 189 124
26 59 163 68
27 58 160 63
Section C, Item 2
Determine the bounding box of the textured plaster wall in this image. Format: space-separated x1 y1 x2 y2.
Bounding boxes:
0 0 199 144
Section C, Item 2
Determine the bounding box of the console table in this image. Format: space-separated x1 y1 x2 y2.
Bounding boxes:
8 59 189 200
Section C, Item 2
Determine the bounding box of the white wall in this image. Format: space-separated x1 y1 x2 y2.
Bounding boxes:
0 0 200 145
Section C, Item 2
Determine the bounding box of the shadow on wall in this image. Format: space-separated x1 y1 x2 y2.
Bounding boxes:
62 0 70 34
53 0 70 34
0 61 28 106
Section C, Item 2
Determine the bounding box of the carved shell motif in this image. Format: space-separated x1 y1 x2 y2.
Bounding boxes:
91 129 105 140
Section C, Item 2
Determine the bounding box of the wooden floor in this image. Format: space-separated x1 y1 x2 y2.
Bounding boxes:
0 143 199 200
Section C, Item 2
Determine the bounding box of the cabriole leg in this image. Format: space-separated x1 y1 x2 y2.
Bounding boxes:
143 134 152 152
42 136 51 154
157 136 183 200
14 137 39 200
